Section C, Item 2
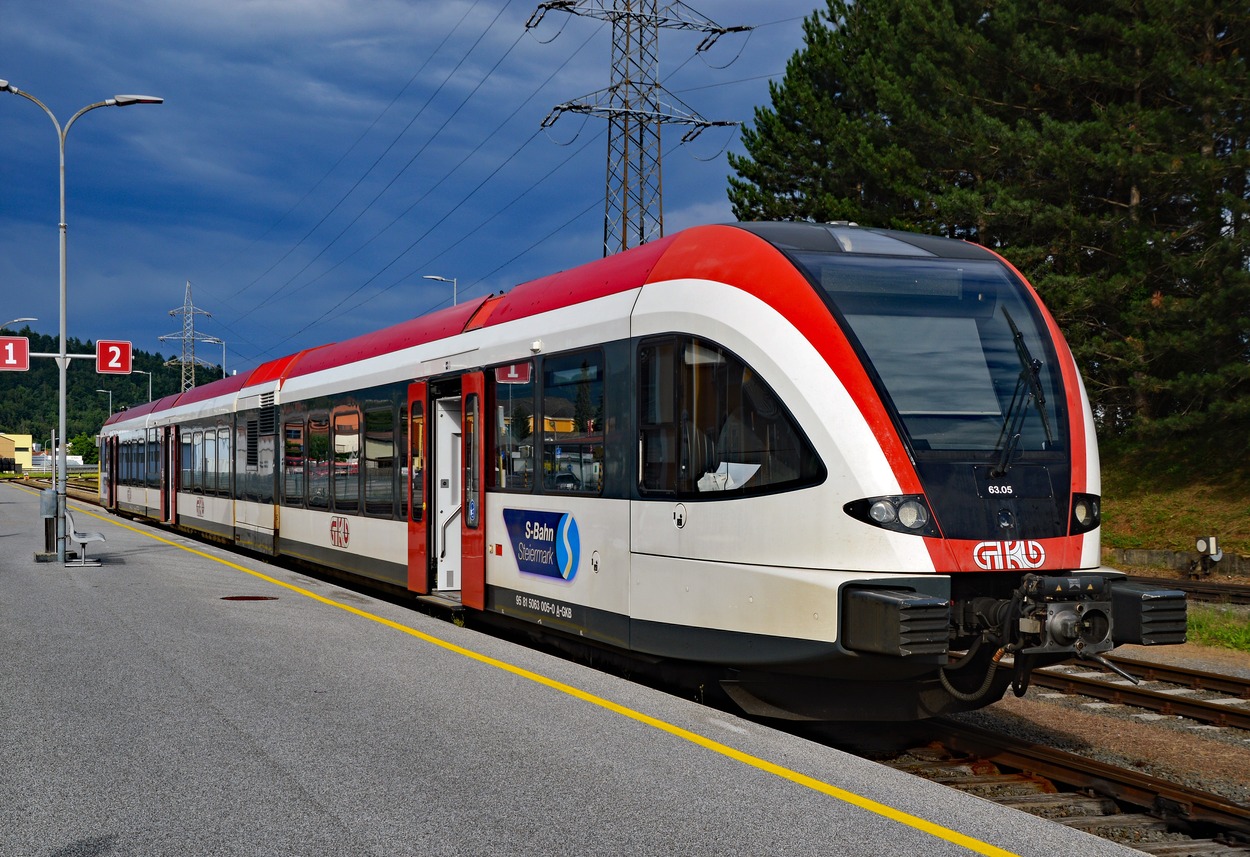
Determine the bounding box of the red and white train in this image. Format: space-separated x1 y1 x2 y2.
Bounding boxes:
99 222 1185 720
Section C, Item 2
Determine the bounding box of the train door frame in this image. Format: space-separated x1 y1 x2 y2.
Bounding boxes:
161 424 177 524
103 436 118 510
407 373 486 608
460 371 486 611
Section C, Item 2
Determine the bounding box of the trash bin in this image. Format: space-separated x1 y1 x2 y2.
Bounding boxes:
40 488 56 554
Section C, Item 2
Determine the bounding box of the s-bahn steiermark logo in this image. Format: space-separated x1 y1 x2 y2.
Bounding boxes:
502 509 580 581
973 540 1045 570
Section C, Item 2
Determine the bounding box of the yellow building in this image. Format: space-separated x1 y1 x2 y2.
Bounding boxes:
0 433 34 472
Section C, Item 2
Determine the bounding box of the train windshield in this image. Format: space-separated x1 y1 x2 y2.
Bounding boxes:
795 253 1065 455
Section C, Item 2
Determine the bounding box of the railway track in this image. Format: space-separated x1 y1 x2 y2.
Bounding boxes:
900 719 1250 855
1127 576 1250 605
10 476 99 504
1032 656 1250 731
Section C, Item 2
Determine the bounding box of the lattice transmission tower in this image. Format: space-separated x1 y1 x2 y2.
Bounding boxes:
159 280 219 391
526 1 750 256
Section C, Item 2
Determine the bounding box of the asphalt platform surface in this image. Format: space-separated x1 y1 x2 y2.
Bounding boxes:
0 483 1142 857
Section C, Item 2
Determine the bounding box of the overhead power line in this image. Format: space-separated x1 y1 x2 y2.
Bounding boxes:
527 0 750 256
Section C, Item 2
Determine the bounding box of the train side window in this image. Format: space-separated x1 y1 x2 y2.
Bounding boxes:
307 415 330 509
191 431 204 494
639 337 823 497
333 409 360 513
639 341 678 494
541 350 604 494
489 361 534 492
283 420 305 506
204 429 219 495
409 401 424 522
464 393 480 528
181 432 193 492
398 405 409 519
148 428 160 489
363 406 395 517
217 426 231 498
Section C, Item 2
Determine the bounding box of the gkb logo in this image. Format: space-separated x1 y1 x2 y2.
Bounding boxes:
972 540 1045 570
503 509 580 581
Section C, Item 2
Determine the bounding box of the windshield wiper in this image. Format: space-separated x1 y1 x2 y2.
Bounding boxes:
992 307 1054 476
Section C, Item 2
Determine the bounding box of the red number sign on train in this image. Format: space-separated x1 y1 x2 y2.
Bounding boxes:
0 337 30 371
96 340 133 375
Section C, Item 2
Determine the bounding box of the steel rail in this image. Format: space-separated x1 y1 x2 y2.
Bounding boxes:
937 718 1250 837
1033 665 1250 731
1126 575 1250 605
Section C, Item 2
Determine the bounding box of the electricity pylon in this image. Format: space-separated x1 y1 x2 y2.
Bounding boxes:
527 1 750 256
159 280 218 390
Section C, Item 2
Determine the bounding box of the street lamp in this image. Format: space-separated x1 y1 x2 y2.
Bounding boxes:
204 336 226 378
133 368 153 402
96 388 112 417
423 274 458 306
2 316 37 329
2 79 163 561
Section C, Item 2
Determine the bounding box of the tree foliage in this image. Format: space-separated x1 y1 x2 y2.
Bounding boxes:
728 0 1249 445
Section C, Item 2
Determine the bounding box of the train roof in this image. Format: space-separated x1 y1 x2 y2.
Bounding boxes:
103 222 988 430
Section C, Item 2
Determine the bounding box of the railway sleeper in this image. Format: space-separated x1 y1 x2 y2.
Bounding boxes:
994 791 1121 820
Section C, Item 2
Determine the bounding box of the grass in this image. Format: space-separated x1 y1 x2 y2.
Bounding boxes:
1100 445 1250 556
1187 604 1250 653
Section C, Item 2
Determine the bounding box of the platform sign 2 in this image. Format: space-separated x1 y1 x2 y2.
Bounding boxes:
96 340 133 375
0 336 30 371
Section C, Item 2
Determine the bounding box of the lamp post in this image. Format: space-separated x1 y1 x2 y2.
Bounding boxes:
133 368 153 402
2 316 37 330
423 274 458 306
96 388 112 417
2 80 163 561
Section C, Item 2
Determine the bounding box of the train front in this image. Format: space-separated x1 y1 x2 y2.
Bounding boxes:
723 223 1186 719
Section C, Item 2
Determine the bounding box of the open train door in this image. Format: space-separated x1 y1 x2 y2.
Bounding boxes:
406 381 430 594
460 371 486 611
161 424 178 524
102 436 118 510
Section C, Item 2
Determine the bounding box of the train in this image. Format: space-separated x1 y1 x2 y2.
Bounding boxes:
98 222 1187 720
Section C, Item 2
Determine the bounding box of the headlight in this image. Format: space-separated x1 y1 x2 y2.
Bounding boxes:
845 495 940 537
897 500 929 529
1070 493 1101 534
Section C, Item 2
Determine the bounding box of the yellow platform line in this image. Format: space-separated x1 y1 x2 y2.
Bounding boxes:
70 501 1018 857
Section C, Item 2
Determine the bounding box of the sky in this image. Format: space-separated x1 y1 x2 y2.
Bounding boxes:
1 0 817 379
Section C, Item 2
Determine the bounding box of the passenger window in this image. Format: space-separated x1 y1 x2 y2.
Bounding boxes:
307 416 330 509
283 420 305 506
541 350 604 494
638 337 823 497
191 431 204 494
181 433 193 492
217 428 231 498
464 394 480 527
490 361 535 492
332 410 359 513
363 406 395 517
409 402 424 522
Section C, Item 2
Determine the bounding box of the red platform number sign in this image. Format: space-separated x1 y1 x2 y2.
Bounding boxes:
96 340 133 375
0 337 31 371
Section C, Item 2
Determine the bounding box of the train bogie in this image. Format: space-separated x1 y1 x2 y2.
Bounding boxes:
99 222 1186 721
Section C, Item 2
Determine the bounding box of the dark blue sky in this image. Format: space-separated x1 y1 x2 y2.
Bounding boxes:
1 1 814 376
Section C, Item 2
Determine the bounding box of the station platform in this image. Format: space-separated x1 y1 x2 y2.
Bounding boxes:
0 483 1141 857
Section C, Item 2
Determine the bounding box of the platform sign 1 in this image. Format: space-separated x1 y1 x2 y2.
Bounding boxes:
96 340 133 375
0 336 30 371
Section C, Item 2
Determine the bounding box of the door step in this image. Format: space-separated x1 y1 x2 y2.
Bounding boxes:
415 591 465 617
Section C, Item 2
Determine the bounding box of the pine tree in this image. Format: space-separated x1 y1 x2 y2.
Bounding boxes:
728 0 1249 445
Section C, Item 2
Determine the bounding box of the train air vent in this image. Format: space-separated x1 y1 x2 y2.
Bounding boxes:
1109 582 1187 646
841 588 949 660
